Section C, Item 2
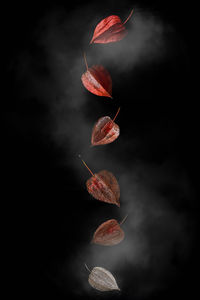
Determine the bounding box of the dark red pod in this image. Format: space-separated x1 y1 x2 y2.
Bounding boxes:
90 9 134 44
80 157 120 207
91 216 128 246
86 170 120 206
81 54 112 98
91 107 120 146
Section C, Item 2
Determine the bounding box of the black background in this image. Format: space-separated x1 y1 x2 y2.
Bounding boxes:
3 1 198 299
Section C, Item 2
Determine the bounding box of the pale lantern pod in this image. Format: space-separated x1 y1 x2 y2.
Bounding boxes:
85 264 120 292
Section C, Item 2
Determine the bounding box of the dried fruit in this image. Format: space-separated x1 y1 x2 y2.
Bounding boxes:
81 53 112 98
79 156 120 207
91 107 120 146
85 264 120 291
90 9 134 44
91 215 128 246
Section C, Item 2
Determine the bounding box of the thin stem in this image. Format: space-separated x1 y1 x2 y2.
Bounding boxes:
120 214 128 225
112 107 120 122
83 52 88 70
85 263 91 273
123 9 134 25
79 154 94 177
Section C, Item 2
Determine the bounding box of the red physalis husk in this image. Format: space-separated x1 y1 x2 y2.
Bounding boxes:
91 216 128 246
80 157 120 207
81 53 112 98
91 107 120 146
90 9 134 44
86 170 120 206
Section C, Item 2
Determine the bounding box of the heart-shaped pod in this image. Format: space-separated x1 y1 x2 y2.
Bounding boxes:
86 170 120 207
91 219 124 246
91 108 120 146
81 54 112 98
85 265 120 291
90 9 134 44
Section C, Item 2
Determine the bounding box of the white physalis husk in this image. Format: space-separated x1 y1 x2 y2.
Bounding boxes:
88 266 120 292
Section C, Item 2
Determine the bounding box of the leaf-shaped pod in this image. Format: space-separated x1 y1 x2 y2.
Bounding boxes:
88 266 120 291
90 9 134 44
91 108 120 146
79 157 120 207
81 54 112 98
86 170 120 207
91 219 124 246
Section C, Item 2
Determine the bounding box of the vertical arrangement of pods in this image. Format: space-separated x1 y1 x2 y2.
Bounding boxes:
79 9 134 292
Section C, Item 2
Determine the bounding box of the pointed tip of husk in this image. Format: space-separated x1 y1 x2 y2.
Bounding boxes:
105 93 112 99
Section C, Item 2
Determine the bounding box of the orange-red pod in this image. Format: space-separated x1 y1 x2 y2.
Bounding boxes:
80 157 120 207
91 108 120 146
91 216 127 246
81 54 112 98
86 170 120 207
90 9 134 44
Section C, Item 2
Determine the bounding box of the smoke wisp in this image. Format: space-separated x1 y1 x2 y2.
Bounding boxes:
12 2 195 299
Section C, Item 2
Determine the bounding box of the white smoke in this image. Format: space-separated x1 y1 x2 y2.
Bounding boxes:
14 2 193 298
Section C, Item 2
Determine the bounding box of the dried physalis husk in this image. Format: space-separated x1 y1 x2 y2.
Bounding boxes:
91 108 120 146
91 217 127 246
86 170 120 207
81 53 112 98
85 265 120 292
79 157 120 207
90 9 134 44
